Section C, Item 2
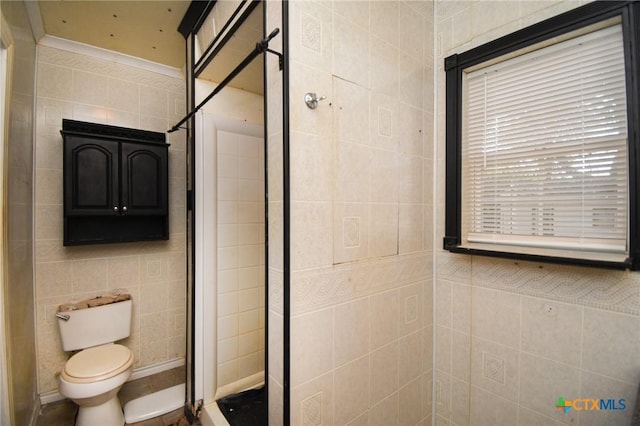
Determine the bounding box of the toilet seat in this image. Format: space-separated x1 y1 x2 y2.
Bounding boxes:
61 344 133 384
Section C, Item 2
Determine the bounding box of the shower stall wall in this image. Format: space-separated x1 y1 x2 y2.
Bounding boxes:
193 83 265 413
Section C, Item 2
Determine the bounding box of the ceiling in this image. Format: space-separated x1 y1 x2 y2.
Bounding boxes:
38 1 190 69
36 1 264 94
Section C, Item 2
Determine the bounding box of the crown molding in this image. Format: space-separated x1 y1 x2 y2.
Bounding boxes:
39 35 183 80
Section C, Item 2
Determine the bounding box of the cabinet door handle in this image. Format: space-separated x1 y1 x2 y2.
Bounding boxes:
114 206 119 212
122 206 128 212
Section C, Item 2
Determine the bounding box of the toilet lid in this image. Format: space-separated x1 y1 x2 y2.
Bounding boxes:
64 344 133 380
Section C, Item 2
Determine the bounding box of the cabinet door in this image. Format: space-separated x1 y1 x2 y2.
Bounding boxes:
64 136 119 216
120 143 168 216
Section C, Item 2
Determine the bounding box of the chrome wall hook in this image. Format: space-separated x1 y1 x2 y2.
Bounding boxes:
304 93 326 109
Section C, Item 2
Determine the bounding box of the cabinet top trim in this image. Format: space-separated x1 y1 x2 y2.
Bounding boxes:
61 119 167 145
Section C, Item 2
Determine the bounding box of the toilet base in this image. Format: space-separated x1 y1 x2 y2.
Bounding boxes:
75 395 124 426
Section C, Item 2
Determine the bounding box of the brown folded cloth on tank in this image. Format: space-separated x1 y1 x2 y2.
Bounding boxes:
58 293 131 312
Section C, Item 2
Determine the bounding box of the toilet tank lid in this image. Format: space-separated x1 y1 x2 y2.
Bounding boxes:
58 293 131 312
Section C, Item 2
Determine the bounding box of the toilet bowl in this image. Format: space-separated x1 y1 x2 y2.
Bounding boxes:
56 295 134 426
58 343 134 426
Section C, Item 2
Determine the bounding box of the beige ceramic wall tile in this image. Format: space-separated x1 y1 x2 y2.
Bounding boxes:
436 280 451 328
218 315 238 341
399 330 423 387
435 370 452 419
217 292 238 318
578 370 638 426
107 78 139 113
450 377 470 425
289 64 332 138
72 258 108 294
399 282 423 336
287 0 433 421
518 353 579 424
335 356 370 426
520 297 583 366
399 203 424 253
370 342 398 405
333 77 370 146
451 330 471 382
371 393 399 426
268 378 284 426
36 261 73 297
268 310 283 385
399 2 426 61
238 330 260 356
37 63 73 101
290 131 333 202
290 201 333 270
238 309 260 334
333 15 369 88
436 326 452 374
399 53 424 109
399 377 423 425
290 308 334 386
470 337 520 403
581 308 640 384
107 256 140 288
35 168 62 204
469 385 518 426
517 406 565 426
218 360 238 388
471 287 521 348
333 202 370 264
451 282 471 332
369 203 399 258
72 70 107 106
335 141 372 203
370 41 399 98
520 1 583 28
334 298 370 367
139 282 168 315
370 290 399 350
291 374 335 425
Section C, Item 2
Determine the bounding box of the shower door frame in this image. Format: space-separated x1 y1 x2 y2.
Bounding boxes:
194 111 267 405
177 0 281 419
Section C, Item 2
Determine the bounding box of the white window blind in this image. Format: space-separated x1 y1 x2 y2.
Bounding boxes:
461 24 629 257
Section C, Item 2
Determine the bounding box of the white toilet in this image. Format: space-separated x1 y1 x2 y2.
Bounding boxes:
56 295 134 426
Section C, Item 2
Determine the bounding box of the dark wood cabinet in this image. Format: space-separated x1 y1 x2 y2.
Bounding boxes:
65 138 119 216
120 142 168 216
61 120 170 245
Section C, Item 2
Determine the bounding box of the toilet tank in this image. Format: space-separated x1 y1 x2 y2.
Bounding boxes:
57 295 132 352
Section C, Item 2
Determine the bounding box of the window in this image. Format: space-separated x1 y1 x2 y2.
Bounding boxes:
444 1 640 269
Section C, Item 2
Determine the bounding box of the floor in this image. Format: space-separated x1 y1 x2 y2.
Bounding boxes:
36 366 188 426
217 387 266 426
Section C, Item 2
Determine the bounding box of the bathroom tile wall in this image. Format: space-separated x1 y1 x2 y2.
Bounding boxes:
34 44 187 395
216 128 266 389
288 1 434 424
434 1 640 425
265 1 285 424
2 2 38 424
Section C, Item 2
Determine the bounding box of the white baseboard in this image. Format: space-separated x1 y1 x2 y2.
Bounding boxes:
39 357 185 406
129 358 185 382
29 396 41 426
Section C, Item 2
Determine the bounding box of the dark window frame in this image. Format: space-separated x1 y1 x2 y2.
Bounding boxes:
444 0 640 270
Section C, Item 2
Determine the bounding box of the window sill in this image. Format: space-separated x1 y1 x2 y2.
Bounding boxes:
444 239 634 270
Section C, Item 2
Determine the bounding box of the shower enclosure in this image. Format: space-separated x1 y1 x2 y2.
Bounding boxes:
174 0 284 423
